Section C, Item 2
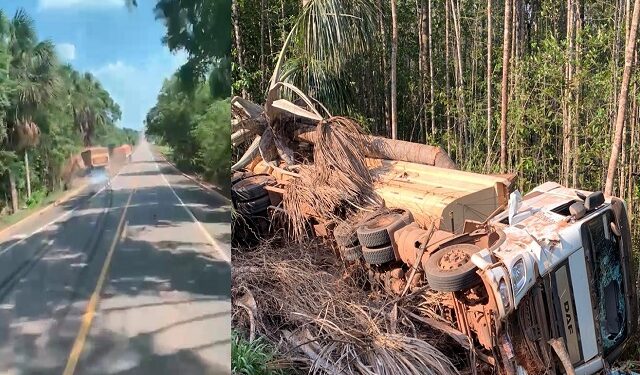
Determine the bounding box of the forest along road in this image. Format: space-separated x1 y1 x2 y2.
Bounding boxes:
0 140 231 375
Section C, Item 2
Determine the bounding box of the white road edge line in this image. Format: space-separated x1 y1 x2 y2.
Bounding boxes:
152 153 231 263
0 156 131 256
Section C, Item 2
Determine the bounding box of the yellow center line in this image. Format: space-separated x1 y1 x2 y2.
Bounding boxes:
63 187 136 375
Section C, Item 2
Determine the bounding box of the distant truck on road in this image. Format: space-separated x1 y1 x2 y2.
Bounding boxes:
81 147 110 170
111 144 133 163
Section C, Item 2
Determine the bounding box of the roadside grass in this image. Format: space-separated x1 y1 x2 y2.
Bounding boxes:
0 189 67 230
232 330 288 375
155 144 174 160
153 143 231 195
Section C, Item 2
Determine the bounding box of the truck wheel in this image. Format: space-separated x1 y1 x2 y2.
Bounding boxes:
362 244 396 265
334 221 359 247
236 195 271 216
341 244 362 261
231 174 274 202
232 170 253 184
357 209 413 248
424 244 482 292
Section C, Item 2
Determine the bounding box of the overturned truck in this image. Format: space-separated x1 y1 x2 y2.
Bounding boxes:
231 91 637 374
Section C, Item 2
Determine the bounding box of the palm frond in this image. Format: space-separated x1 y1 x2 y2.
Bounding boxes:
32 40 57 69
11 9 36 50
296 0 377 73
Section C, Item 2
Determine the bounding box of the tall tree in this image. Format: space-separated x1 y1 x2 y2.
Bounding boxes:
231 0 247 98
376 0 390 137
428 0 435 137
562 0 575 186
499 0 512 173
486 0 492 168
390 0 399 139
605 0 640 195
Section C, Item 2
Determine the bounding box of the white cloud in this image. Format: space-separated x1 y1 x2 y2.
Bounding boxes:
91 51 188 131
92 60 135 77
56 43 76 61
39 0 124 10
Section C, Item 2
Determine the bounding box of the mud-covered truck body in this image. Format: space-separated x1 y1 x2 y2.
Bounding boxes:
81 147 109 170
232 157 637 374
111 144 132 163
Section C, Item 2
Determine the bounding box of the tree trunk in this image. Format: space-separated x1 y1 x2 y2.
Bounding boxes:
295 126 457 169
25 150 31 199
376 0 391 137
232 0 247 98
391 0 399 140
419 0 428 141
499 0 513 173
486 0 492 169
562 0 575 187
416 0 429 143
605 0 640 196
445 0 452 154
428 0 435 137
260 0 266 91
9 171 18 213
450 0 465 160
572 2 582 188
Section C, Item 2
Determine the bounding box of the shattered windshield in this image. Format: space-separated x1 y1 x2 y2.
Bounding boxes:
584 210 626 355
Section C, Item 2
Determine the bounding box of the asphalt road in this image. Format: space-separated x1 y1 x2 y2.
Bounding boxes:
0 141 231 374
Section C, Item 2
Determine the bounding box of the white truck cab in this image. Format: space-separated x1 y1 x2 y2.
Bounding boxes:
461 183 638 373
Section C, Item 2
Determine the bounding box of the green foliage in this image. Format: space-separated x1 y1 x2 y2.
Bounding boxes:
25 188 47 208
191 99 231 182
232 331 286 375
146 73 230 188
154 0 231 90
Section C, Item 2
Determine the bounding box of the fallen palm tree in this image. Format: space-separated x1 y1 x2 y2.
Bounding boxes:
231 80 459 241
231 95 456 173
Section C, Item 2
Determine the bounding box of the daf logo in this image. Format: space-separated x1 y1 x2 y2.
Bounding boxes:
564 301 574 334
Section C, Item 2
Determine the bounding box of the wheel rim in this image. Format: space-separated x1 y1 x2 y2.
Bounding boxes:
438 248 470 271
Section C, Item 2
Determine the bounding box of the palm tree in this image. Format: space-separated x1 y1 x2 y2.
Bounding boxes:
270 0 377 111
68 72 110 146
0 8 58 210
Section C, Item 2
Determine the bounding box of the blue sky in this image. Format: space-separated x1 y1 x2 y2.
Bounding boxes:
1 0 187 130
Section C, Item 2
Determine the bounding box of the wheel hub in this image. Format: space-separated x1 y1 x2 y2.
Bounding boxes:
439 249 470 270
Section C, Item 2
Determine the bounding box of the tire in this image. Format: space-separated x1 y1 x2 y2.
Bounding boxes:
342 244 362 261
232 170 253 184
334 222 359 247
357 209 413 248
231 175 274 202
236 195 271 216
362 244 396 265
424 244 482 292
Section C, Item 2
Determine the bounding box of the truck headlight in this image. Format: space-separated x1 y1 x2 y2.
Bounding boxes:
498 279 510 309
512 259 526 294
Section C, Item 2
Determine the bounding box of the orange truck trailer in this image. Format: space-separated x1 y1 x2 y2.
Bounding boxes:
112 144 133 163
80 147 109 170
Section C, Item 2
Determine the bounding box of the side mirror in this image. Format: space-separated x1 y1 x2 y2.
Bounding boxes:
570 202 586 220
585 191 605 211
